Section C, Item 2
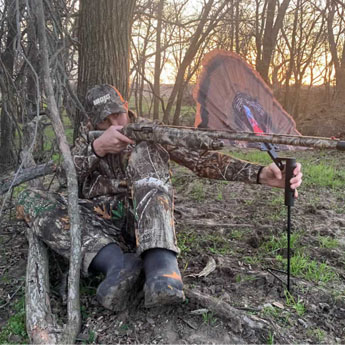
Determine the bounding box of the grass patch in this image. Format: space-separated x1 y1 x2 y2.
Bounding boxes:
318 235 339 249
204 233 232 255
177 230 197 255
259 230 338 283
262 306 280 318
285 290 305 316
229 229 243 240
261 232 301 256
189 180 206 201
0 295 28 344
228 149 345 190
276 254 338 283
302 162 345 189
242 256 261 265
225 149 273 166
234 274 257 283
261 305 291 327
269 195 284 206
177 229 232 256
267 331 275 345
307 328 326 343
202 311 217 325
215 187 223 201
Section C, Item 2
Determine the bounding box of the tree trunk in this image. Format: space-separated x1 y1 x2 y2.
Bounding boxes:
327 0 345 104
0 0 17 169
172 83 186 125
256 0 290 83
26 15 40 116
139 61 145 116
283 0 299 111
335 63 345 101
153 0 164 120
235 0 240 53
76 0 136 138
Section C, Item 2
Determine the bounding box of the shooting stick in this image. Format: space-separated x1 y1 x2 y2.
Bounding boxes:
266 155 296 292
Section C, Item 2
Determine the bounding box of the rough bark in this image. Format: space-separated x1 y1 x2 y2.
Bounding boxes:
76 0 136 138
26 231 63 344
0 0 17 168
26 11 40 116
20 116 46 190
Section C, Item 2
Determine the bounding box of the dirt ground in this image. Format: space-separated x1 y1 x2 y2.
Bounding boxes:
1 146 345 344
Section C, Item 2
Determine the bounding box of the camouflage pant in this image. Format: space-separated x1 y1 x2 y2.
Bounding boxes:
16 142 178 275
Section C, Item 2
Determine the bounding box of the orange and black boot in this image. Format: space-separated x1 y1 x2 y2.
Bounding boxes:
143 248 185 308
89 243 143 311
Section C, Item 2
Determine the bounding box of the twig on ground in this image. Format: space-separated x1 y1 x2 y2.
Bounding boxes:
179 219 272 229
0 282 24 309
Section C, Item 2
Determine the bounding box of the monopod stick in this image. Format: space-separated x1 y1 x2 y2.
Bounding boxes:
284 158 297 291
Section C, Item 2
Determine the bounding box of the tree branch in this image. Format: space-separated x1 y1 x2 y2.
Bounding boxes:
33 0 82 342
0 161 56 195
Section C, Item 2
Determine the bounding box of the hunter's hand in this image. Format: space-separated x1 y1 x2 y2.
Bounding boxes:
258 162 302 197
92 125 134 157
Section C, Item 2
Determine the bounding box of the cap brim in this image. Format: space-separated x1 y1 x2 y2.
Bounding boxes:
99 104 127 122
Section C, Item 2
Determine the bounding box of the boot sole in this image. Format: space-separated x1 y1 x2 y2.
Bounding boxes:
144 283 185 308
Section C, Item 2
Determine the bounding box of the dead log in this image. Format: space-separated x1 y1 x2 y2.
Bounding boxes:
26 231 63 344
0 161 56 195
185 286 289 343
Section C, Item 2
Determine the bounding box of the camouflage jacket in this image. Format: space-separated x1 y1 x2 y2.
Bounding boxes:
71 114 263 200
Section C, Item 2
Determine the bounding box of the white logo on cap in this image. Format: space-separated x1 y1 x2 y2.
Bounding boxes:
93 94 111 106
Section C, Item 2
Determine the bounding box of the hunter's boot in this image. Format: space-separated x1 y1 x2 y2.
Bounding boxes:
89 243 143 311
143 248 185 308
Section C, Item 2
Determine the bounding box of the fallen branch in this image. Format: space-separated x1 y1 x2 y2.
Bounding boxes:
0 161 56 195
178 218 272 229
184 286 289 343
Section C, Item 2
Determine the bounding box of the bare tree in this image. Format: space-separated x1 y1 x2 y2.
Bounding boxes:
255 0 291 83
27 0 81 343
131 0 156 117
153 0 164 120
163 0 228 124
278 0 325 116
131 0 206 121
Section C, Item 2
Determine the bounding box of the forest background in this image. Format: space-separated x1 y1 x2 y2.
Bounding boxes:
0 0 345 344
0 0 345 171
